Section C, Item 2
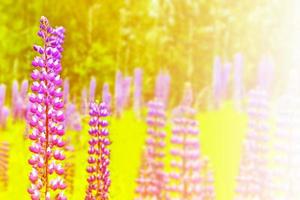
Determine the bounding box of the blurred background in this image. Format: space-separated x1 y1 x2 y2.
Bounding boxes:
0 0 295 102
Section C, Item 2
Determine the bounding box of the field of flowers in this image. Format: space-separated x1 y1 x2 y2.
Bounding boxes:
1 1 299 200
0 104 246 200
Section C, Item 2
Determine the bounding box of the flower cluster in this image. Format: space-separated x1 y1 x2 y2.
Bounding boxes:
235 88 270 199
168 104 202 200
86 102 110 200
135 100 167 200
28 16 67 200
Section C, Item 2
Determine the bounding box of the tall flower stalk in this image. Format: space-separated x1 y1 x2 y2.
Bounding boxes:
28 16 66 200
270 71 300 199
86 102 110 200
168 85 202 200
135 100 167 200
235 88 270 199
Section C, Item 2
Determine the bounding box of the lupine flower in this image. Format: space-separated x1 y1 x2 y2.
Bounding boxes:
233 53 244 111
65 102 82 132
28 16 67 200
135 100 168 200
201 157 216 200
89 77 96 102
122 76 132 108
0 107 9 129
0 84 6 110
114 71 132 117
221 62 231 100
81 88 88 115
63 80 69 105
0 84 9 129
114 70 123 117
212 57 232 108
235 88 270 199
168 85 202 200
133 68 143 118
12 80 28 121
155 70 170 106
12 80 20 119
0 142 9 190
270 71 300 199
21 79 30 118
212 56 222 107
86 102 110 200
21 79 29 99
102 83 111 112
257 56 274 91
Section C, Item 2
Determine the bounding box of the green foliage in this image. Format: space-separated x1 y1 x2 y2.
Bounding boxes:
0 0 282 100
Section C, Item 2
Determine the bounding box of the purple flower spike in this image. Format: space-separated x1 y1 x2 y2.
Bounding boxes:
122 76 132 108
81 88 88 115
0 84 9 129
11 80 28 121
12 80 20 121
135 99 168 200
21 79 29 99
28 16 67 200
233 53 244 111
63 79 70 105
221 62 231 100
102 83 111 112
86 102 110 200
269 90 300 199
0 84 5 110
257 56 274 91
168 95 203 199
155 70 170 106
89 77 96 102
235 88 270 199
65 102 82 132
114 70 123 117
212 56 222 107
